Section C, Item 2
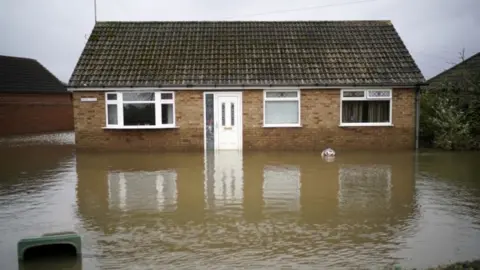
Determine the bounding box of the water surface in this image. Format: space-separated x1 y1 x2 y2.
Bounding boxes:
0 133 479 269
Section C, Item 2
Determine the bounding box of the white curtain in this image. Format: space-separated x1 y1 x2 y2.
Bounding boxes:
265 101 299 124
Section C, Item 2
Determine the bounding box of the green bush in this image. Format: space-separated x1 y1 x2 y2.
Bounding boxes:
394 259 480 269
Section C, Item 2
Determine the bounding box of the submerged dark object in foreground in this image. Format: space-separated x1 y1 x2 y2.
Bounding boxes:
17 231 81 261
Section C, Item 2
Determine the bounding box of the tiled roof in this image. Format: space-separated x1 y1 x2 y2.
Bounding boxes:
69 21 425 88
0 55 67 93
427 52 480 88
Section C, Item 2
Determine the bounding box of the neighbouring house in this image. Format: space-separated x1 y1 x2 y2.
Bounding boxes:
425 52 480 89
420 52 480 147
0 55 74 136
68 21 425 151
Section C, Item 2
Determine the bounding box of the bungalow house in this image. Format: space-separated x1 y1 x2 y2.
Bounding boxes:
68 21 425 151
0 55 73 136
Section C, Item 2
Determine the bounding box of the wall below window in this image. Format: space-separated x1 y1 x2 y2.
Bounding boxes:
0 93 73 136
72 88 415 151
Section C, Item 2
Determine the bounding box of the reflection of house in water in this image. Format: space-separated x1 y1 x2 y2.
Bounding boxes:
263 165 301 212
75 151 204 230
204 151 416 224
333 153 418 232
108 170 177 212
204 151 243 210
338 165 392 211
203 152 301 215
76 150 418 233
75 150 419 268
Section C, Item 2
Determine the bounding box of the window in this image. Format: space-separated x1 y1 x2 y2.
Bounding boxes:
340 89 392 126
105 92 175 129
263 90 300 127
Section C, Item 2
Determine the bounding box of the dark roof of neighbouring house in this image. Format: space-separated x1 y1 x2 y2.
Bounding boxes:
0 55 67 93
68 21 425 88
426 52 480 88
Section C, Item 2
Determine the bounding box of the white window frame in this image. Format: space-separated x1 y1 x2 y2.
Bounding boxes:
340 89 393 127
104 91 176 129
263 89 301 128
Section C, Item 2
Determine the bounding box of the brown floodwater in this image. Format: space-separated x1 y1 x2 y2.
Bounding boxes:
0 132 479 270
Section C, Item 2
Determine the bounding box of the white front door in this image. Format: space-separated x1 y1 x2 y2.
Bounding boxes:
215 93 242 150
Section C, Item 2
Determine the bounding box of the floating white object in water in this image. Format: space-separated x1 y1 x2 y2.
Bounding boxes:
321 148 336 157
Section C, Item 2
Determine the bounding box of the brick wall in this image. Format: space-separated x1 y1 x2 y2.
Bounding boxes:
73 91 204 151
244 89 415 150
0 93 74 136
73 88 415 151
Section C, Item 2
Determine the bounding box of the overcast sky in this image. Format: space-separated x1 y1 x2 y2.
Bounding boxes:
1 0 479 83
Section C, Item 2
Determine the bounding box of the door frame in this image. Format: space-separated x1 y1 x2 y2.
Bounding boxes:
203 92 243 150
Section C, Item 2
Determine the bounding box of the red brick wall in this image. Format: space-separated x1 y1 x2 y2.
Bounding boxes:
73 88 415 151
0 93 74 136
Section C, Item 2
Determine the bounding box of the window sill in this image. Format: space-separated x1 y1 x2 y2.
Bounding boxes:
263 124 302 128
103 126 179 130
339 123 394 127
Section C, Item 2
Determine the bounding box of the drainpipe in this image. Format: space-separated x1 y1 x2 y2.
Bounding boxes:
414 84 422 150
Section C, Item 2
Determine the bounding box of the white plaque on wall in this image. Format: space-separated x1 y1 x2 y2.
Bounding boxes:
80 97 97 102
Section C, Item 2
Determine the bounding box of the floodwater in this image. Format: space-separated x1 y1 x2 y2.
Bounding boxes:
0 133 479 270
